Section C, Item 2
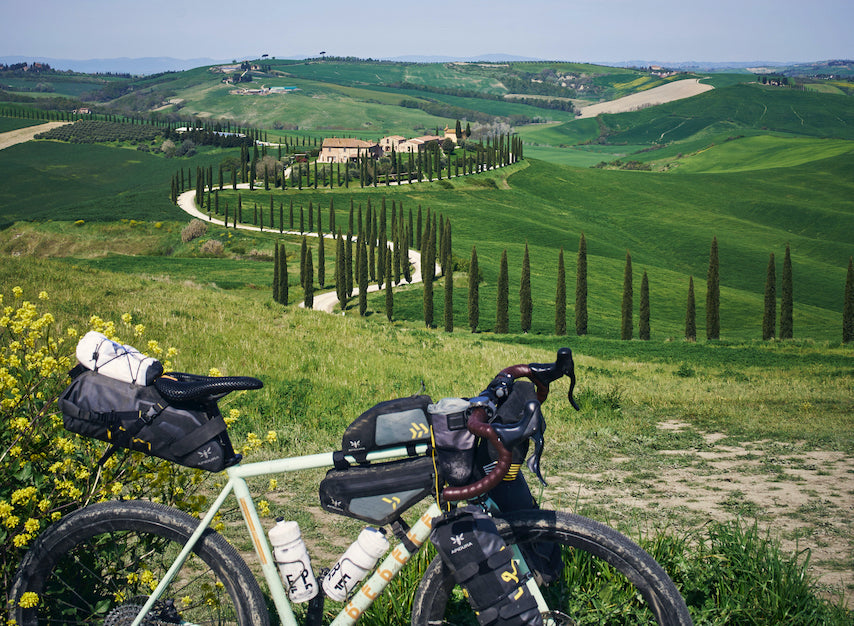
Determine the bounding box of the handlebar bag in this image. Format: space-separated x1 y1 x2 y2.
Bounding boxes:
431 505 542 625
428 397 476 486
341 395 432 463
318 455 436 526
58 369 240 472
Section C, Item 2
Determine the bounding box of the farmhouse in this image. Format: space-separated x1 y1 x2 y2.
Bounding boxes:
399 135 443 153
319 138 382 163
379 135 406 153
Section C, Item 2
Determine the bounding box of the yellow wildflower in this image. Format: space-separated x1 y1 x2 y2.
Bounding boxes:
13 533 33 547
38 291 49 301
17 591 39 609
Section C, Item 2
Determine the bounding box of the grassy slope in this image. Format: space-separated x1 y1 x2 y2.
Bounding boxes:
2 135 851 341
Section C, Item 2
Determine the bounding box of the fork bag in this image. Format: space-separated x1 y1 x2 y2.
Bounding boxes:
431 506 542 625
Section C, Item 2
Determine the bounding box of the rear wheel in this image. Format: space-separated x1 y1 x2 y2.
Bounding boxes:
411 509 692 625
9 500 268 626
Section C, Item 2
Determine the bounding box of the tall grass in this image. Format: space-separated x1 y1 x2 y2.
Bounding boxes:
2 257 851 621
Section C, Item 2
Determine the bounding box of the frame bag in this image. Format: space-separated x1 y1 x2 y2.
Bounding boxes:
59 369 239 472
341 395 432 462
318 455 436 526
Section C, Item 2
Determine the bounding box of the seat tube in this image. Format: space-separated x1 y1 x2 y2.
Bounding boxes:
232 476 300 626
330 502 442 626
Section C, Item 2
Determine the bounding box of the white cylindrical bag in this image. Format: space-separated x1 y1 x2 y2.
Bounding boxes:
76 330 163 386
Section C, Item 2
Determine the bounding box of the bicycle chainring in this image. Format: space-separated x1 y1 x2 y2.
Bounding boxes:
541 610 576 626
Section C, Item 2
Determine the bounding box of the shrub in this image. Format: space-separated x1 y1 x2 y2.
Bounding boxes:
181 218 207 243
0 289 274 608
200 239 225 257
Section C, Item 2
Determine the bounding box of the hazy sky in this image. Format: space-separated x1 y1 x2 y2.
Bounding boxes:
4 0 851 63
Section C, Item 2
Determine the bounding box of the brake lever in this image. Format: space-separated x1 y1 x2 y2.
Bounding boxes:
526 403 548 487
492 399 548 487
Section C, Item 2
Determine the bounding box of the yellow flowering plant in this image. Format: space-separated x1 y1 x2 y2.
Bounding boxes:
1 288 275 609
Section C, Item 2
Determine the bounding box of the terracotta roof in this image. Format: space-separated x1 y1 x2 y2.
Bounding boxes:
322 138 377 148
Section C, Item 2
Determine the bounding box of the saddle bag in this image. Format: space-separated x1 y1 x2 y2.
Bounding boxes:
59 369 240 472
341 395 432 462
431 505 542 626
318 456 436 526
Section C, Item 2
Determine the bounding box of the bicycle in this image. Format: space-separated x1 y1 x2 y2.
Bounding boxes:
9 347 693 625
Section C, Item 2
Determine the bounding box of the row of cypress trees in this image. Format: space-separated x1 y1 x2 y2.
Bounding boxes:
275 230 854 342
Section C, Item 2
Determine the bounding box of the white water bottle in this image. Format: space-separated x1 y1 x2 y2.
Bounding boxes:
322 527 389 602
268 519 318 603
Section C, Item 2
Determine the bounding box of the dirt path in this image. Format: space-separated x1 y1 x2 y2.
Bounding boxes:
545 420 854 605
176 189 429 313
0 121 71 150
577 79 713 119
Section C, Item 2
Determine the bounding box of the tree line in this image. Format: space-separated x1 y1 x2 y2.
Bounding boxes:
273 227 854 344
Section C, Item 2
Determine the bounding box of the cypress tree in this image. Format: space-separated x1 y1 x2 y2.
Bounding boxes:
385 249 394 322
555 248 566 336
273 242 280 303
358 235 368 316
336 230 347 312
576 233 588 336
621 251 633 340
444 245 454 332
496 250 509 333
763 253 777 340
685 276 696 342
706 236 720 340
279 243 288 305
346 231 354 298
423 217 436 328
844 257 854 343
639 270 650 340
469 246 479 333
520 243 532 333
780 244 793 339
317 230 326 288
303 249 314 309
299 236 308 292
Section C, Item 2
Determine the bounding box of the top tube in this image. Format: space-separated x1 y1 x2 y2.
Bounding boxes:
225 443 431 478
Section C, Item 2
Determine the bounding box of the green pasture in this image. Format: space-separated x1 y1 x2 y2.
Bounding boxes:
598 83 854 144
669 135 854 173
0 141 226 224
174 77 448 135
0 117 43 133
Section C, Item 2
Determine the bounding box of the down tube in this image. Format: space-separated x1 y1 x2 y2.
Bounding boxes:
330 502 442 626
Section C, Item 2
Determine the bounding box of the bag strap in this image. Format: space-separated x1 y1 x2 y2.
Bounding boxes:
168 414 228 457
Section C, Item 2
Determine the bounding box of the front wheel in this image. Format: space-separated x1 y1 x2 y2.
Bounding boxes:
411 509 692 625
9 499 269 626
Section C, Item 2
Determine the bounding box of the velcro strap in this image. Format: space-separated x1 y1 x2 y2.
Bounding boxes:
169 415 227 457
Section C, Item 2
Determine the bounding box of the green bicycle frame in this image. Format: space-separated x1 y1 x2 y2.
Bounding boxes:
130 443 549 626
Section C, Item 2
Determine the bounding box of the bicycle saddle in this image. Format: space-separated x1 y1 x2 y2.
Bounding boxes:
155 371 263 403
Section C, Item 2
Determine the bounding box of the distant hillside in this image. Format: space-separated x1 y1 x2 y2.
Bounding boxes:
0 56 227 75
